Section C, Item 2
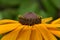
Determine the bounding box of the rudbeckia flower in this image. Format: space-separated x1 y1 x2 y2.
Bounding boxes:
0 12 60 40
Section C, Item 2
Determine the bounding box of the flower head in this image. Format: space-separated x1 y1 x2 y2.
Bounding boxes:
0 12 60 40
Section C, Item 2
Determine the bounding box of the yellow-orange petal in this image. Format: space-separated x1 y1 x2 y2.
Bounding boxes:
51 18 60 24
30 27 43 40
0 23 20 34
49 30 60 38
17 26 31 40
1 25 24 40
35 24 57 40
0 19 18 25
43 24 60 38
45 24 60 31
45 24 60 28
42 17 52 23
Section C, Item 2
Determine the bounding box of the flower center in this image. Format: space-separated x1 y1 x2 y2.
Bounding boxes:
19 12 41 26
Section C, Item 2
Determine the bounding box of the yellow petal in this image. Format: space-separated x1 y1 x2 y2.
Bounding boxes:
51 18 60 24
0 23 20 34
45 24 60 31
30 27 43 40
42 17 52 23
0 19 18 25
17 26 31 40
45 24 60 38
49 30 60 38
1 25 24 40
35 24 57 40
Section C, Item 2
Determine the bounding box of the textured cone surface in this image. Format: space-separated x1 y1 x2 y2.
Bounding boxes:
19 12 41 26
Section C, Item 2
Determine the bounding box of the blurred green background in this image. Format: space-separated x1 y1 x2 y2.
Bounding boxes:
0 0 60 20
0 0 60 39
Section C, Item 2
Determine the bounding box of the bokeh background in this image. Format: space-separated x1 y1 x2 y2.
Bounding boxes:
0 0 60 39
0 0 60 20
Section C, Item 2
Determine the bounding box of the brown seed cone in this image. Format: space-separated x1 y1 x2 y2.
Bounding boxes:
19 12 41 26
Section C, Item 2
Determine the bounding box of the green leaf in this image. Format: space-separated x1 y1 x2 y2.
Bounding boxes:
0 12 3 19
1 9 18 20
38 10 48 18
51 0 60 9
0 0 20 5
41 0 56 12
18 2 39 15
0 35 3 39
40 0 57 19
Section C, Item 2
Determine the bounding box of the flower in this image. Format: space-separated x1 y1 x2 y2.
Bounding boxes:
0 12 60 40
